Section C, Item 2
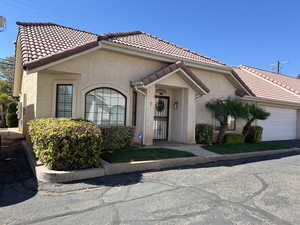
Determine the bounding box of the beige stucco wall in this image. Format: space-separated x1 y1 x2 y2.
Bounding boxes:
24 48 247 141
36 49 166 126
191 68 247 133
20 71 38 133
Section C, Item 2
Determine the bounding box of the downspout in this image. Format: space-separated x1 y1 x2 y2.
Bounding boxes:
131 81 147 145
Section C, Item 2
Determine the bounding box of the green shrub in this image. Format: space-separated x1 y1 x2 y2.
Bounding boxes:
223 133 245 144
195 123 213 145
6 102 18 127
245 126 263 143
28 118 103 171
100 126 135 151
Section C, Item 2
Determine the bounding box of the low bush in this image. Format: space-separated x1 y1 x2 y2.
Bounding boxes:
195 123 213 145
223 133 245 144
100 126 135 151
28 118 103 171
245 126 263 143
6 102 18 127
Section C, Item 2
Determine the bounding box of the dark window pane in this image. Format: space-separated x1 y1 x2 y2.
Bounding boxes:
85 88 126 126
132 92 137 126
56 84 73 118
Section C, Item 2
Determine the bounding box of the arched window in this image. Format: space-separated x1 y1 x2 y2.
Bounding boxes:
85 88 126 126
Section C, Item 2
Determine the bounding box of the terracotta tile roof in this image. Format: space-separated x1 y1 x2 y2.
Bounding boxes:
16 22 226 70
239 65 300 95
233 67 300 104
139 61 210 93
17 22 99 70
108 32 226 66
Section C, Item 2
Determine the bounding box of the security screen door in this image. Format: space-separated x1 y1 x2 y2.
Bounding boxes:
153 96 170 141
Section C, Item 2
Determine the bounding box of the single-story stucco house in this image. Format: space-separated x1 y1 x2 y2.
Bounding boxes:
13 22 300 144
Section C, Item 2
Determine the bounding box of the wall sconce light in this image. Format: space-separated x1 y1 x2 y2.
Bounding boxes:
173 101 179 110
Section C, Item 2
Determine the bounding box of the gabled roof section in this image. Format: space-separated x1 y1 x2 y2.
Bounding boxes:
233 66 300 104
105 32 226 66
137 61 210 94
16 22 226 70
17 22 99 70
239 65 300 95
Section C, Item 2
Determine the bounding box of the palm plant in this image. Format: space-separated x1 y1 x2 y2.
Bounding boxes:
242 104 270 137
206 98 248 144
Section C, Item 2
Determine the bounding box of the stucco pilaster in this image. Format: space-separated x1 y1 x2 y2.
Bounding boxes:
143 86 155 145
184 88 196 144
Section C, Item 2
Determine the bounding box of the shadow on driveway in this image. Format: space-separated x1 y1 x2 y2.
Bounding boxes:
64 151 300 187
65 171 143 187
0 145 38 207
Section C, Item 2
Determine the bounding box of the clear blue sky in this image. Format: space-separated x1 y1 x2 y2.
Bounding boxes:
1 0 299 76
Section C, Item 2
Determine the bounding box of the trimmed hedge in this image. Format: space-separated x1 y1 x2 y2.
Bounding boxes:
195 123 213 145
100 126 135 151
245 126 263 143
28 118 103 171
6 102 18 127
223 133 245 144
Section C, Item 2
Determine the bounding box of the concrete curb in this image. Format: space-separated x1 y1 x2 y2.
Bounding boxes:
36 165 105 183
35 147 300 183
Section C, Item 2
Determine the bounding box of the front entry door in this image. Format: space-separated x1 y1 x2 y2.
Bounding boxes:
153 96 170 141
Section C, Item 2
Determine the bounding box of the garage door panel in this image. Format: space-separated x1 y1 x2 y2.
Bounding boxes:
258 106 297 141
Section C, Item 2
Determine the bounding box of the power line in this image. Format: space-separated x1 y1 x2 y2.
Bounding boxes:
269 60 288 74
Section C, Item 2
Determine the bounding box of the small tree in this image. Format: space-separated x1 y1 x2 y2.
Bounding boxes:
0 56 15 96
6 102 18 127
242 104 270 137
0 93 13 127
206 98 247 144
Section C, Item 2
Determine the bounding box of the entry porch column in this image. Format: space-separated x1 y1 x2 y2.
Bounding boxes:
143 85 155 145
183 88 196 144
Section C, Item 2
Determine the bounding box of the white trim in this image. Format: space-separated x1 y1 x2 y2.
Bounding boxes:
241 96 300 108
26 45 103 74
143 68 208 95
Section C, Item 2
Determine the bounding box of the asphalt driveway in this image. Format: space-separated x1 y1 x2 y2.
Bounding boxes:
0 145 37 207
1 151 300 225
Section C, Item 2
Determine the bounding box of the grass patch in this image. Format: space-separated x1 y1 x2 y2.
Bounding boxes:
204 142 291 154
101 148 195 163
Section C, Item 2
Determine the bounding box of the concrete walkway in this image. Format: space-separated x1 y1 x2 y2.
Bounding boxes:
148 143 220 157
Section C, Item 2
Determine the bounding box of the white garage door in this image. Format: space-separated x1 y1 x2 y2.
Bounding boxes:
258 106 297 141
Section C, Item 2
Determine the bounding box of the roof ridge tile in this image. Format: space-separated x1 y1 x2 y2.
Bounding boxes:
98 31 142 40
17 21 98 36
139 61 210 93
239 65 300 95
16 21 227 70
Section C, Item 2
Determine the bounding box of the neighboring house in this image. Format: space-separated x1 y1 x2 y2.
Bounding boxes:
13 22 300 144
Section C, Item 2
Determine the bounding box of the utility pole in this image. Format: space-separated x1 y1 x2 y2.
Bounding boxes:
270 60 288 74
